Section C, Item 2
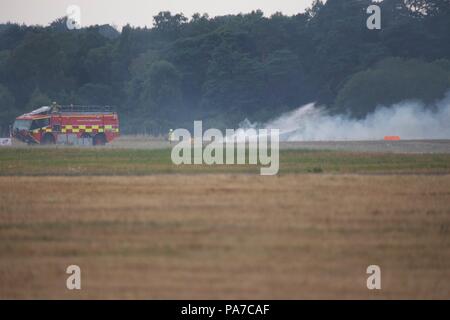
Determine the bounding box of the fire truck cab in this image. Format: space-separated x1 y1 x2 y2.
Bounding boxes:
12 104 119 145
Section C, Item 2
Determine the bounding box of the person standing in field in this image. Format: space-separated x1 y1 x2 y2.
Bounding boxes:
168 129 174 144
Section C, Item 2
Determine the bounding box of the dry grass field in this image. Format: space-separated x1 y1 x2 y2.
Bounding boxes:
1 173 449 299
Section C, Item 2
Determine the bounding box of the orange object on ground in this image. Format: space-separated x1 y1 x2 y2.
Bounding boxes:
384 136 401 141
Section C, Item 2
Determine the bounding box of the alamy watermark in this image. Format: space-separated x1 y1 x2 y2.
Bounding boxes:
66 265 81 290
170 121 280 175
366 265 381 290
367 4 381 30
66 5 82 30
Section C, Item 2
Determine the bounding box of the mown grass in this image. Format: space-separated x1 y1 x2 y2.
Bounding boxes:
1 147 450 175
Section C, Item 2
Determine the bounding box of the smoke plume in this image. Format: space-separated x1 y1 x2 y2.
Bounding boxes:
238 92 450 141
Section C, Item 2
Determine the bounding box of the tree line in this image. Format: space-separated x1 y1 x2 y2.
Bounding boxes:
0 0 449 135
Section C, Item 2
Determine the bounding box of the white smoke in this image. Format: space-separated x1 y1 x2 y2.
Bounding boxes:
235 93 450 141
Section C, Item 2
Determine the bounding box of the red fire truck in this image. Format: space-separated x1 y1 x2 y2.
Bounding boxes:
12 104 119 145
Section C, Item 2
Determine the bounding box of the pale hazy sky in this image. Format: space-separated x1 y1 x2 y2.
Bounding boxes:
0 0 317 29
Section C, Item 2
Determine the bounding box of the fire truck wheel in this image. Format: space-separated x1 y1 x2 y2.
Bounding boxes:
93 134 106 146
41 133 55 145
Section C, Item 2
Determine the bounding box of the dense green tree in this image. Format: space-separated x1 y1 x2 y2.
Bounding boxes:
0 0 449 134
144 60 182 117
0 84 16 135
77 83 114 105
153 11 188 39
335 58 450 117
27 87 51 109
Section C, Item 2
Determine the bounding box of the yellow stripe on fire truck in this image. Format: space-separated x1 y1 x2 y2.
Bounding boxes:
33 127 52 133
36 125 118 133
62 125 119 133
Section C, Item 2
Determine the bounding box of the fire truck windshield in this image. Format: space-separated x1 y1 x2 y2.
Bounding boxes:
13 119 32 130
30 118 50 130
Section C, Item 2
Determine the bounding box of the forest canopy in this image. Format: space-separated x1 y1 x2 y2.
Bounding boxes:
0 0 449 135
